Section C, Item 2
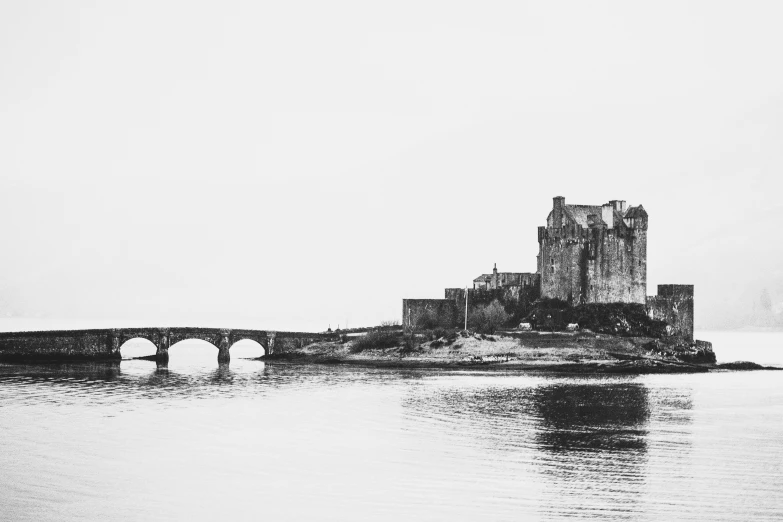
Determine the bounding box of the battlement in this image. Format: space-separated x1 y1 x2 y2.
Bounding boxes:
657 284 694 299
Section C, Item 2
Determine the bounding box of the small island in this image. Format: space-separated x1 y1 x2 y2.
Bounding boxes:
264 302 774 372
266 196 775 373
266 309 766 374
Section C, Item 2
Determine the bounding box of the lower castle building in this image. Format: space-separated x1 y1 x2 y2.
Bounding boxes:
403 195 694 340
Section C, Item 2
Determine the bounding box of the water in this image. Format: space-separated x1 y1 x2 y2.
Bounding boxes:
0 331 781 521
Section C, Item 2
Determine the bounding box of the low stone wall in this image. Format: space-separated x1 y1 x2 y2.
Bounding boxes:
268 332 339 354
0 329 119 362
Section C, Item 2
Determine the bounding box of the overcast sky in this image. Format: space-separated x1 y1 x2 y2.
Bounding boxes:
2 1 782 330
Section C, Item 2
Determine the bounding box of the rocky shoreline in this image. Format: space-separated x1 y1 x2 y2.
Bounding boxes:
262 330 779 374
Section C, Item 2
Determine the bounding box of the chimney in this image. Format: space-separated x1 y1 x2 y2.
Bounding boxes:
610 200 626 213
553 196 565 228
602 203 614 229
587 214 604 228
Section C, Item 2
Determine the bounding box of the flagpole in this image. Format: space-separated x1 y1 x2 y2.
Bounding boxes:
464 287 468 331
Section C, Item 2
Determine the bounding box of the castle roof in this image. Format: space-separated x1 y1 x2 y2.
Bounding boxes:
624 205 647 218
473 274 492 283
549 202 645 228
563 204 602 227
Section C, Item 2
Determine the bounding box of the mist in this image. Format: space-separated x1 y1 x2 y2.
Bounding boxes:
2 1 783 331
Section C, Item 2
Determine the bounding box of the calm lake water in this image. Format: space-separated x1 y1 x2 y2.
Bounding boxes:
0 330 781 521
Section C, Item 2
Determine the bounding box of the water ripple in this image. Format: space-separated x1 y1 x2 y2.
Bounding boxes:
0 361 781 521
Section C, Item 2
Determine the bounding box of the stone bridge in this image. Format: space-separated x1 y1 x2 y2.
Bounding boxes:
0 327 337 363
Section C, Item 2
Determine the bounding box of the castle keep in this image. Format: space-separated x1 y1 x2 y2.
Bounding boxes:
403 195 695 340
538 196 647 305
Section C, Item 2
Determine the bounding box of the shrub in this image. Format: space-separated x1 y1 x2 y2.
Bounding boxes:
400 333 420 354
351 328 399 353
524 301 667 337
431 327 449 340
469 300 510 334
570 303 667 337
409 306 456 331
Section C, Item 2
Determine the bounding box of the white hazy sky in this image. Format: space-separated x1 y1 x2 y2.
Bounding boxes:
2 1 782 330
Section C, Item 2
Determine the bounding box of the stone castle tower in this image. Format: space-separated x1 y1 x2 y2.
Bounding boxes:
537 196 648 305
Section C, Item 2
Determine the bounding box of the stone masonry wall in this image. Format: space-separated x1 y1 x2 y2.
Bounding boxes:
647 285 694 341
0 327 333 362
538 226 590 304
402 299 458 327
585 228 647 304
539 225 646 305
0 330 119 361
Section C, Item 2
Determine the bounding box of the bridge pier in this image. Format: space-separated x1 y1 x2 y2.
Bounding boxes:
217 330 231 363
266 332 276 356
156 329 170 363
108 329 121 359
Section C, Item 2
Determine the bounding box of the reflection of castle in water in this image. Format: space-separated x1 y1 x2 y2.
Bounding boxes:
401 378 696 521
401 380 652 454
533 383 650 452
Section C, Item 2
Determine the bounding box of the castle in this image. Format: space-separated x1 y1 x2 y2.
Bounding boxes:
403 196 694 340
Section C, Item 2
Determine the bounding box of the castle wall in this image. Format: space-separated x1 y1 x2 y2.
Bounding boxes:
402 299 458 328
585 228 646 304
538 226 588 304
647 285 694 341
539 216 646 305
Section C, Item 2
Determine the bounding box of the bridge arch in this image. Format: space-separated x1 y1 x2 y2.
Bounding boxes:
167 338 221 368
169 331 222 347
229 338 266 359
119 337 157 359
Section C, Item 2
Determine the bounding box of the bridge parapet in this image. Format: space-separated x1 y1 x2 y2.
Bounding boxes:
265 331 339 354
